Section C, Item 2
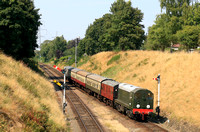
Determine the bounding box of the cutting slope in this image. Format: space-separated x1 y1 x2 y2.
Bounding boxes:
77 50 200 127
0 53 66 131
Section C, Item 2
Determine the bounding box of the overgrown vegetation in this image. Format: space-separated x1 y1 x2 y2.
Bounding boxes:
0 53 67 131
21 111 63 131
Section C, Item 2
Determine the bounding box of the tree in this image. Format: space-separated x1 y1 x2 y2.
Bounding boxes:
146 0 200 51
109 0 145 50
79 0 145 55
160 0 191 17
40 40 52 62
0 0 41 60
183 2 200 25
52 36 67 59
78 14 113 55
40 36 67 62
145 14 171 51
176 25 200 50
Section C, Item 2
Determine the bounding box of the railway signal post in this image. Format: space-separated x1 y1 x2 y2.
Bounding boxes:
62 70 67 113
153 74 161 118
53 65 67 114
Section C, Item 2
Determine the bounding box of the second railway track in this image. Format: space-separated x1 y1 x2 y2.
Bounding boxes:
39 63 104 132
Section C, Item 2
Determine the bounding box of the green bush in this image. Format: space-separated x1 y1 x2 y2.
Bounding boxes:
67 57 75 66
107 54 121 65
59 56 68 62
54 59 59 65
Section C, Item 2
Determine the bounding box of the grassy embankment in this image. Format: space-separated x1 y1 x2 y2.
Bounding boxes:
0 53 67 131
68 50 200 128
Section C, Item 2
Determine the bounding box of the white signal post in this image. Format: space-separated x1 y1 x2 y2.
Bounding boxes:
53 65 67 113
157 74 160 107
154 74 161 118
63 71 67 114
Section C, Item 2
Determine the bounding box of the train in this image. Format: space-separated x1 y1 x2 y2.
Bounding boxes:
64 66 154 120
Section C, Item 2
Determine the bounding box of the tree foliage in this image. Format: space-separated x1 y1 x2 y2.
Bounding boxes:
78 0 145 55
176 25 200 50
146 1 200 51
40 36 67 62
145 14 171 51
0 0 41 60
160 0 191 17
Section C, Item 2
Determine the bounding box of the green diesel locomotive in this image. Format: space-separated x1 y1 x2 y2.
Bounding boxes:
115 83 153 120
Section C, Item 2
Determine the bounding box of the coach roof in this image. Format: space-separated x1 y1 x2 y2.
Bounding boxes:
102 80 119 87
71 68 81 73
87 74 110 82
77 70 92 76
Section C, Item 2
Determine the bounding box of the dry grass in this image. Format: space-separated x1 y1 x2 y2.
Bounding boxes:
0 53 66 131
78 51 200 127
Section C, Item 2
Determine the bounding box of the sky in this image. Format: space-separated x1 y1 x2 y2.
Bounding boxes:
34 0 161 47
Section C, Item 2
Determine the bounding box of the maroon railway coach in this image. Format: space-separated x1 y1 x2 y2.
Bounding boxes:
101 80 119 106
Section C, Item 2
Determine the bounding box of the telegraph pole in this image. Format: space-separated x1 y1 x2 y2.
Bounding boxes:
75 38 79 68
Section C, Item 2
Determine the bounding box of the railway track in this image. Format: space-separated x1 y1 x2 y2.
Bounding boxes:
72 84 168 132
62 77 168 132
39 63 168 132
65 88 103 132
39 63 104 132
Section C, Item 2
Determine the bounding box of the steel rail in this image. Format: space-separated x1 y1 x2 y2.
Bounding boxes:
66 90 103 132
39 63 104 132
